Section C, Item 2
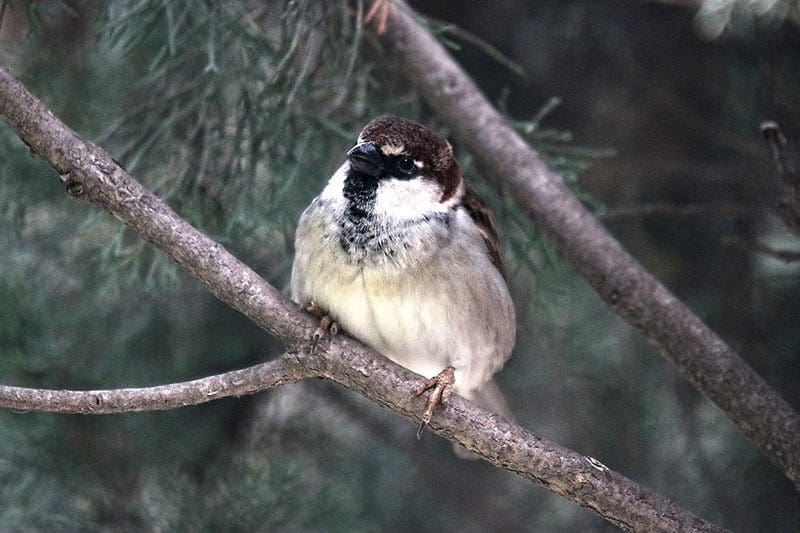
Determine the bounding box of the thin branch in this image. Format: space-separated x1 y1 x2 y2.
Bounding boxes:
761 122 798 183
761 121 800 236
0 66 725 531
724 236 800 264
0 355 311 414
375 1 800 488
646 0 800 30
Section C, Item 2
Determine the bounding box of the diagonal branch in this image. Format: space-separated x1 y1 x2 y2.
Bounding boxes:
374 1 800 488
0 66 726 531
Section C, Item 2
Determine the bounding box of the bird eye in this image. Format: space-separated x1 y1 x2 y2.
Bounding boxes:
395 156 416 176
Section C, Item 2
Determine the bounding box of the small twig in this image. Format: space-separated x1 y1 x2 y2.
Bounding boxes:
364 0 392 34
761 121 800 235
723 236 800 264
645 0 800 30
761 122 791 174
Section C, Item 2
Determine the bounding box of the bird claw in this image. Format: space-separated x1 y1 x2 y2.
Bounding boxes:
414 366 456 438
305 302 338 354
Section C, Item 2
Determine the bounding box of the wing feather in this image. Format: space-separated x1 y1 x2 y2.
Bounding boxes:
460 186 506 278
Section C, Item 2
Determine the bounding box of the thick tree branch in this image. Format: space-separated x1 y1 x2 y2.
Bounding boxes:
375 1 800 487
0 67 726 531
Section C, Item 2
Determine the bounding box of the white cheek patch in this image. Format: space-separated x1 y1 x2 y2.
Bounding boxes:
373 178 446 219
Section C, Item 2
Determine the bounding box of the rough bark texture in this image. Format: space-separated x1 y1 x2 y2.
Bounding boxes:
0 356 310 413
0 65 728 531
377 0 800 489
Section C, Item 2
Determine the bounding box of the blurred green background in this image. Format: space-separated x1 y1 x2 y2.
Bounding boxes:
1 0 799 530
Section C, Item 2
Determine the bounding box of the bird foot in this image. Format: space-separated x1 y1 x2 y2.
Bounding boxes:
414 366 456 438
305 302 338 354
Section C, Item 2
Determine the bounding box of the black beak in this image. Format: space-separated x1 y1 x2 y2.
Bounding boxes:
347 141 385 177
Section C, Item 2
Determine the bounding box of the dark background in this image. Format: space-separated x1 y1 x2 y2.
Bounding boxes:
0 1 798 530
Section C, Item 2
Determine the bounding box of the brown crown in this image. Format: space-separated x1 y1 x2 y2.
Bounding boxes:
358 116 462 201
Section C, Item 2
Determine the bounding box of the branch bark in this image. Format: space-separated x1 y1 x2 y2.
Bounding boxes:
0 355 311 413
0 66 726 531
375 1 800 488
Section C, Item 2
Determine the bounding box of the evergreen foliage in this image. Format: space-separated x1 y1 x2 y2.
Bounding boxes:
0 0 798 530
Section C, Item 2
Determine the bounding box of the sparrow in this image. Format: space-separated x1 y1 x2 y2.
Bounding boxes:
290 115 516 440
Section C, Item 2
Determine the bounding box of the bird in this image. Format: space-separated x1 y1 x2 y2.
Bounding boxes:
290 115 516 441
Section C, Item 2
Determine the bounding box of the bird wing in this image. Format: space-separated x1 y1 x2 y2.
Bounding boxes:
460 186 506 278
